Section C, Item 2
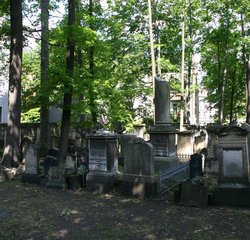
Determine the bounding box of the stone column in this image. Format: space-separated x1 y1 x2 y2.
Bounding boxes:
155 77 171 124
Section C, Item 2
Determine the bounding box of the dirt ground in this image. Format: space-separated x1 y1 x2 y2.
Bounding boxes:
1 180 250 240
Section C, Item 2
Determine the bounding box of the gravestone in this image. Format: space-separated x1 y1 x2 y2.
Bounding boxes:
148 77 178 171
189 153 203 179
46 165 66 189
44 148 59 175
21 144 41 184
179 180 208 208
122 137 157 198
24 144 38 174
216 125 249 183
86 130 119 193
118 134 137 165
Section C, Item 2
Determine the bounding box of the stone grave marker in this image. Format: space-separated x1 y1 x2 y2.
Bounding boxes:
179 180 208 208
86 130 119 193
122 137 157 198
46 165 66 189
21 144 41 184
24 144 38 174
44 148 59 175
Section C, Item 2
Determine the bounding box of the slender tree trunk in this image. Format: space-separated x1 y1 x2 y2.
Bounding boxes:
229 69 236 123
187 0 194 125
180 14 185 131
217 44 222 123
2 0 23 168
247 60 250 123
219 4 230 123
89 0 97 124
148 0 156 122
240 13 250 124
58 0 75 163
40 0 50 157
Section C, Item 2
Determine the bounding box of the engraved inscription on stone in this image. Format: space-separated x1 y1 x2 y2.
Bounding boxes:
89 142 107 171
152 136 168 156
223 149 243 177
25 145 38 174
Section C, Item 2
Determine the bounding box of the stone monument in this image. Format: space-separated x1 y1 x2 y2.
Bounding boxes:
21 144 41 184
86 130 119 193
148 77 178 171
122 137 157 198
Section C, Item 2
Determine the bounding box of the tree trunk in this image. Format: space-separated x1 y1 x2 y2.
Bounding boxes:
240 13 250 124
89 0 97 124
180 14 185 131
148 0 156 122
219 3 230 124
40 0 50 158
229 69 236 123
247 60 250 123
58 0 75 163
2 0 23 168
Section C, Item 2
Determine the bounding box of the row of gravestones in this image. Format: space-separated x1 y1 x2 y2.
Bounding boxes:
20 135 157 196
21 135 204 202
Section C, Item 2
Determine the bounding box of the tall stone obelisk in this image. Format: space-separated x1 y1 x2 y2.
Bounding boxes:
149 77 178 171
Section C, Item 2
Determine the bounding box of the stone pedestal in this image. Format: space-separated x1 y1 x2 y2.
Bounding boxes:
149 124 178 171
86 131 119 193
149 78 178 171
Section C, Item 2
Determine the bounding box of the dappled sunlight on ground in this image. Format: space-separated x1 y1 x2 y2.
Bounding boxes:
0 181 250 239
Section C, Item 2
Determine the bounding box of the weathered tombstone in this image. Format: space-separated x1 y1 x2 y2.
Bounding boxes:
86 130 119 193
122 138 157 198
148 77 178 171
179 180 208 208
216 125 249 183
189 153 203 179
43 148 59 175
207 124 250 207
21 144 41 184
118 134 137 165
46 165 66 189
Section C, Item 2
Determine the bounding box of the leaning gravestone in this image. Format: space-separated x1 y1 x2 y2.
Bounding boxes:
122 138 157 198
21 144 41 184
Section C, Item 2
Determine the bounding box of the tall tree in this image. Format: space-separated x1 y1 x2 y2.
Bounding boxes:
58 0 75 163
40 0 50 157
2 0 23 167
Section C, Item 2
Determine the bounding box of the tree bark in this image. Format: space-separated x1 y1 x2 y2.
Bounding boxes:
240 13 250 124
89 0 97 124
40 0 50 157
247 60 250 123
2 0 23 168
58 0 75 163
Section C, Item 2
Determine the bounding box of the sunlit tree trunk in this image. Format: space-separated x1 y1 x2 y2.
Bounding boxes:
89 0 97 124
2 0 23 168
148 0 156 122
241 13 250 124
219 3 230 124
40 0 50 157
58 0 75 163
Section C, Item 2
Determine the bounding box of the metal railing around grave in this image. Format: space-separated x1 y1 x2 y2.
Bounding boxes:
159 161 190 195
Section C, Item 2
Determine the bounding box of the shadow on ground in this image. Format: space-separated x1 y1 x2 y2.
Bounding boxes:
1 180 250 240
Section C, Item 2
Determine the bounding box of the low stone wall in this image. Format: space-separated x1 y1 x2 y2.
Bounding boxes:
0 123 60 150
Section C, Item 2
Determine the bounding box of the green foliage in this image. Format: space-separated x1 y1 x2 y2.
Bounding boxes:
21 50 41 122
21 108 40 123
19 0 250 127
